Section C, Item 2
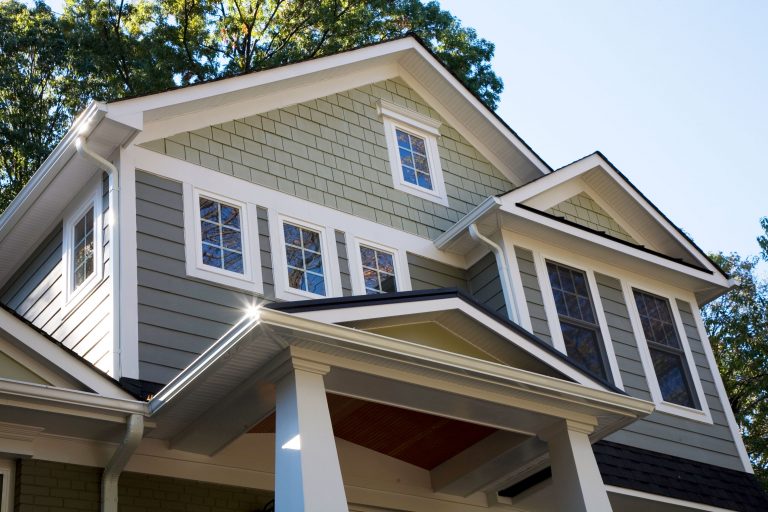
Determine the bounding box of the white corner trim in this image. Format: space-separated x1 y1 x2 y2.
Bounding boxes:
182 184 264 294
268 211 342 301
690 304 754 472
61 177 104 316
620 279 713 424
347 236 412 296
378 102 449 207
117 147 139 380
532 249 624 390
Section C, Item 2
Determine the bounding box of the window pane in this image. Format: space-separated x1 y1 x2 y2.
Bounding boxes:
360 246 376 267
377 252 394 273
396 129 432 190
417 172 433 190
411 136 426 155
651 348 695 408
380 274 397 293
199 197 244 274
396 129 411 149
561 322 608 381
360 245 397 294
73 207 95 289
402 166 417 185
633 291 681 349
284 223 325 295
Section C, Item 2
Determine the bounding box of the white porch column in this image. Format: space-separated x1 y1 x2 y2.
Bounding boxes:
274 358 348 512
539 420 612 512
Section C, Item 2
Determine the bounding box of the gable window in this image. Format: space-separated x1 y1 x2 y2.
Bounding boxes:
199 197 243 274
283 222 326 296
632 290 698 408
378 100 448 206
183 185 262 293
63 180 103 307
546 261 611 381
360 245 397 294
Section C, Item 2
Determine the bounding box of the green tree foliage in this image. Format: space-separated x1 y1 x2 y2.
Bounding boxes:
0 0 502 212
703 236 768 487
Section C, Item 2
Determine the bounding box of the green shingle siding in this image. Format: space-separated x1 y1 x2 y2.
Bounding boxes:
142 78 513 240
547 192 637 244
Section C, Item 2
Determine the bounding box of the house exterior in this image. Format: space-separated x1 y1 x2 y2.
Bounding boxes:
0 36 764 511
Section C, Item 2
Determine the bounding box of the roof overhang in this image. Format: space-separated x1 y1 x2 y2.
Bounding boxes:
435 153 732 304
0 103 138 286
106 36 549 185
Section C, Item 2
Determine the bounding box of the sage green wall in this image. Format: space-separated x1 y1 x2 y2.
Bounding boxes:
141 78 514 240
547 192 637 244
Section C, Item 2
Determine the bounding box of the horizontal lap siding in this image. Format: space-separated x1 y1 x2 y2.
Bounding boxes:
135 171 272 384
336 230 352 296
0 173 113 373
407 253 468 291
597 274 742 470
514 247 552 344
467 252 505 316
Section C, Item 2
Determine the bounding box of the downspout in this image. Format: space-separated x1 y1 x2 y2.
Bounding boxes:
468 223 522 325
75 137 121 378
101 413 144 512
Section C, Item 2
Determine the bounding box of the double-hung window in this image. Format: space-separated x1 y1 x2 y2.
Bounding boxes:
632 290 699 409
199 197 244 274
378 100 448 206
360 244 397 294
546 261 612 381
283 222 326 296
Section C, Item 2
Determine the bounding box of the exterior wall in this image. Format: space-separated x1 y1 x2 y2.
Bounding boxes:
467 252 505 315
514 247 552 344
0 174 113 373
407 253 467 291
515 252 743 470
141 78 514 240
14 459 273 512
336 230 353 296
546 192 636 244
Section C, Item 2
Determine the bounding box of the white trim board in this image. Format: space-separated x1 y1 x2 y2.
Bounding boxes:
133 146 466 268
606 485 740 512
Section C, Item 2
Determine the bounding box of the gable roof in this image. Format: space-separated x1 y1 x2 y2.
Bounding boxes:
266 287 624 393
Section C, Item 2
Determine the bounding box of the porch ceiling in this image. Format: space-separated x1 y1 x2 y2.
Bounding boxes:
250 393 506 471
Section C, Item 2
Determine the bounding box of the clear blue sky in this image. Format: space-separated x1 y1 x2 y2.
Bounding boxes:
41 1 767 258
439 0 768 259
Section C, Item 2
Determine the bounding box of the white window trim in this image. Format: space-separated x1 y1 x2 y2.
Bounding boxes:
378 100 449 206
182 184 263 294
532 249 624 389
347 236 412 296
0 459 14 512
269 211 341 301
62 179 103 312
621 279 713 423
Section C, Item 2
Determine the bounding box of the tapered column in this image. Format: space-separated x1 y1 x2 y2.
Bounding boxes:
274 358 348 512
539 420 612 512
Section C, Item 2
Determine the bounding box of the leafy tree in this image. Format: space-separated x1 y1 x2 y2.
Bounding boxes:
703 240 768 488
0 0 502 213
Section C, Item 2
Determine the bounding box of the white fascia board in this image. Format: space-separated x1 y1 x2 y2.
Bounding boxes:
502 201 730 291
0 308 133 400
284 297 617 393
605 486 739 512
106 38 417 132
433 196 501 249
0 102 107 246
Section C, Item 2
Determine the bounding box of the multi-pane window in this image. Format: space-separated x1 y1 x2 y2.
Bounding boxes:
396 128 433 190
283 222 326 296
360 245 397 294
633 290 698 408
72 207 95 289
546 261 610 381
199 197 244 274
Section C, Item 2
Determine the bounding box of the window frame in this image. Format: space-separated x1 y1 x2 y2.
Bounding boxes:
62 179 103 309
622 280 712 422
378 100 449 206
182 185 263 293
348 237 411 296
269 213 341 301
0 459 13 512
533 250 624 388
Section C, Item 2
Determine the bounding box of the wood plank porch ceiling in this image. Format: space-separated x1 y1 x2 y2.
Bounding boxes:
249 393 498 470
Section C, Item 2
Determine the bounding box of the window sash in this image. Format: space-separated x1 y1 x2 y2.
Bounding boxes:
72 207 95 290
198 197 244 274
359 245 397 295
283 222 326 296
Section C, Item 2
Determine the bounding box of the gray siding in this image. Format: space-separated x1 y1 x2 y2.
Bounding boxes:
407 253 467 291
142 78 514 240
597 276 742 470
514 247 552 344
0 173 113 373
467 252 505 316
336 230 352 296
